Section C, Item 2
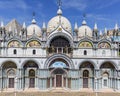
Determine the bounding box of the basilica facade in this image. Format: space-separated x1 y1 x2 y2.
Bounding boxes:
0 2 120 92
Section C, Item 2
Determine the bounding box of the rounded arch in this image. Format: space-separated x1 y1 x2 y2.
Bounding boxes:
50 36 70 47
2 61 17 69
50 68 68 75
46 32 73 47
21 60 40 69
83 70 89 77
29 69 35 76
102 72 109 77
78 60 97 69
7 39 23 48
99 61 117 70
25 39 41 48
44 54 74 69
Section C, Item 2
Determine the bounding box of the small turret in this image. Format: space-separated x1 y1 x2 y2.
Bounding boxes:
74 22 78 36
42 22 46 32
104 27 107 35
22 22 26 29
114 23 119 36
93 23 98 39
0 21 6 38
99 30 103 36
115 23 118 31
21 22 27 39
1 21 4 28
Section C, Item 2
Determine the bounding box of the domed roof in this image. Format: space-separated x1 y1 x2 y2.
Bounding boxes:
27 19 42 37
47 9 72 33
78 20 92 37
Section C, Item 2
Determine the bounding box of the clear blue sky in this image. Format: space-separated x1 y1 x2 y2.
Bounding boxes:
0 0 120 31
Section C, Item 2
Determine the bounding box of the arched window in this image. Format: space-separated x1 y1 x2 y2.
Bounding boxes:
83 70 89 77
29 69 35 77
33 50 36 55
84 50 87 55
13 49 17 54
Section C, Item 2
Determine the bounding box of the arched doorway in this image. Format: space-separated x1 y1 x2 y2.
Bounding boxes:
29 69 35 88
52 68 66 87
48 59 69 88
2 61 17 89
83 70 89 88
102 72 109 88
23 61 38 89
79 62 94 89
100 62 115 89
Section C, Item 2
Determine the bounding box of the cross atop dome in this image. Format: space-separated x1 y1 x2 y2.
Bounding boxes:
32 11 35 19
83 13 86 19
57 0 62 9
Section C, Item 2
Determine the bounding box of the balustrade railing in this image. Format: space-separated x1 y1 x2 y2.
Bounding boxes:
46 47 73 57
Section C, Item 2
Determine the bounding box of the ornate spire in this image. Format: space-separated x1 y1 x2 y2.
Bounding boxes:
94 23 98 30
1 21 4 28
104 27 107 34
74 22 78 32
31 12 36 24
42 22 46 29
57 0 62 15
100 30 103 36
115 23 118 31
22 22 26 29
42 22 47 32
82 13 87 25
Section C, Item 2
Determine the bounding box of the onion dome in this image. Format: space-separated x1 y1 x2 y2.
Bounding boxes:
27 18 42 37
78 20 92 37
47 8 72 33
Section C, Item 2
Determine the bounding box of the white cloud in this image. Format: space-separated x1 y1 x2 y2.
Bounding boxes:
95 0 120 9
62 0 87 11
0 0 29 10
87 13 112 21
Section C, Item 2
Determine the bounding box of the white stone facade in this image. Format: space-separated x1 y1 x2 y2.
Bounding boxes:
0 3 120 92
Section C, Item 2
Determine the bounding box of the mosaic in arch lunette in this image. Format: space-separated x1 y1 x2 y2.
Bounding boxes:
8 40 22 47
27 40 41 47
98 42 111 48
79 41 93 48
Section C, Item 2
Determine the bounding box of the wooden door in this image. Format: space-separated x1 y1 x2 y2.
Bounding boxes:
29 78 35 88
83 78 88 88
9 78 14 88
83 70 89 88
56 75 62 87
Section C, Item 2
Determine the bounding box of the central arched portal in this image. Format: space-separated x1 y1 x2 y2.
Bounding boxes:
48 59 69 88
52 68 66 87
